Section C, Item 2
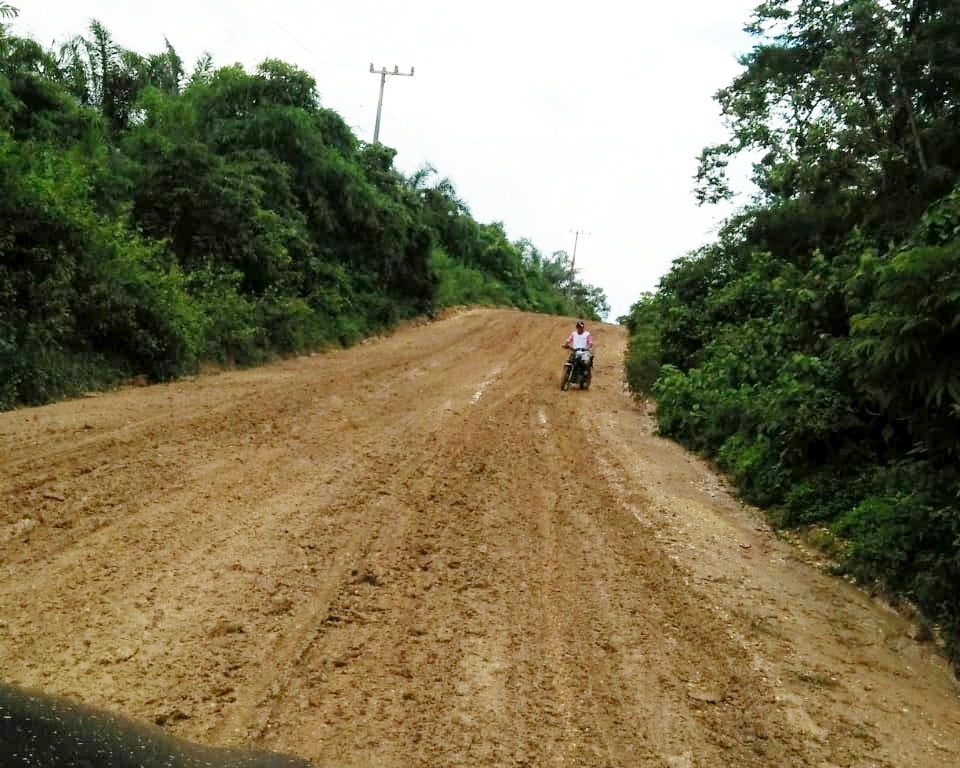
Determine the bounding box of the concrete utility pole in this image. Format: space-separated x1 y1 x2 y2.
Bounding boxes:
570 229 591 271
369 63 414 143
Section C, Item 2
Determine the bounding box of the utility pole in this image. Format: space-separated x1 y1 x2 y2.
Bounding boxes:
570 229 591 272
369 63 414 143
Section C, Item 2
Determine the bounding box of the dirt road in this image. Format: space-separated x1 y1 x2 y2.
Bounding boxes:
1 308 958 767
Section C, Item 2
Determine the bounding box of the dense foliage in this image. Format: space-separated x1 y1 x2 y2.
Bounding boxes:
625 0 960 666
0 11 606 409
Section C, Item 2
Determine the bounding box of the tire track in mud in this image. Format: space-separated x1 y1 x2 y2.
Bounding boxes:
1 308 958 768
253 320 808 767
0 312 518 723
573 333 960 768
0 313 493 564
523 397 803 765
248 319 563 766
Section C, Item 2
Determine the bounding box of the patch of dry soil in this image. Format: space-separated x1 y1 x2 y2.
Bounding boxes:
2 308 958 766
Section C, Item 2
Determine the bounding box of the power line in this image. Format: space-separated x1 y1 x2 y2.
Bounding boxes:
374 107 430 172
243 2 429 167
244 0 341 79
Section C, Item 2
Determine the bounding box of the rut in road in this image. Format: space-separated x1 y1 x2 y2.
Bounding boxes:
1 308 958 768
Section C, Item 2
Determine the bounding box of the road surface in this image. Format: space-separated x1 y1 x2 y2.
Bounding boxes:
1 308 958 767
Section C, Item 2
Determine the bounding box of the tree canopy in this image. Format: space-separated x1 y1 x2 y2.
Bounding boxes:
626 0 960 669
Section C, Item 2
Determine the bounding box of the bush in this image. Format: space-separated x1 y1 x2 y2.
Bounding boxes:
187 268 265 366
77 230 203 381
624 324 660 400
831 465 960 643
431 247 511 308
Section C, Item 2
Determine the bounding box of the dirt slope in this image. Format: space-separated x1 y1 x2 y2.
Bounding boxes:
1 308 958 767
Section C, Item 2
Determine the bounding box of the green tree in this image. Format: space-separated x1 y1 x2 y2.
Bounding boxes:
628 0 960 667
58 21 184 131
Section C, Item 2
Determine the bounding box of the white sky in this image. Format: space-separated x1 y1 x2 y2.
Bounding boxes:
13 0 759 319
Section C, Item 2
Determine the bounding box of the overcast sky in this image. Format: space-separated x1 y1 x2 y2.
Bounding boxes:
14 0 760 319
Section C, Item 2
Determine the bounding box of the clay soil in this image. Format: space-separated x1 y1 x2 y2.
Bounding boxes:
1 308 958 767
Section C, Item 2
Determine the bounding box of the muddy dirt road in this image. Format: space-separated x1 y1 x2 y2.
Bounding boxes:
1 308 958 767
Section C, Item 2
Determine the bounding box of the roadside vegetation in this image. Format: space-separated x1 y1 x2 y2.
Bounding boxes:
0 7 607 410
624 0 960 669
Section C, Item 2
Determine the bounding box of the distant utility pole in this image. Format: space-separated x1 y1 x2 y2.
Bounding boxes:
369 63 414 143
570 229 591 271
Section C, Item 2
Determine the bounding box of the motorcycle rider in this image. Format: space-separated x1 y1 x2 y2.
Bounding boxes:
562 320 594 372
563 320 593 352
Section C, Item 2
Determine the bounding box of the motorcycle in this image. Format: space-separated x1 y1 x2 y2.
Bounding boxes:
561 348 593 391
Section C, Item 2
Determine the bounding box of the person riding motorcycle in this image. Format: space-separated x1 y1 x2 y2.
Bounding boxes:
563 320 593 352
562 320 594 376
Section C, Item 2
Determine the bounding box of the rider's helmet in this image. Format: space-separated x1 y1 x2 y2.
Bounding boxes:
576 320 585 331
